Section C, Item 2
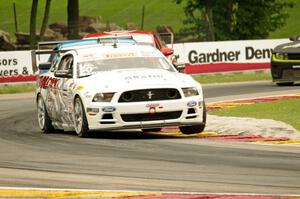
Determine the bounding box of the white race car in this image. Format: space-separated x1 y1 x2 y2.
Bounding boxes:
36 42 206 137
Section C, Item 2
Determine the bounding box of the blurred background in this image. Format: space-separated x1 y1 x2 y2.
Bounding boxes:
0 0 299 50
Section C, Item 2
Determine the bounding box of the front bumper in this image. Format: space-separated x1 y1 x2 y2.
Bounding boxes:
271 60 300 83
85 97 205 130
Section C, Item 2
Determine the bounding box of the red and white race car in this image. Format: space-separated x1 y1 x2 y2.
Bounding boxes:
84 30 177 63
36 41 206 137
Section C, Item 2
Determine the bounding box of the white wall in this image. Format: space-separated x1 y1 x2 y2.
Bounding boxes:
172 38 289 64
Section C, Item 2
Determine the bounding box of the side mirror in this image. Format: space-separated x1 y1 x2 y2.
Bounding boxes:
38 62 52 74
54 70 72 78
174 63 186 72
161 47 174 56
38 62 52 70
289 35 299 41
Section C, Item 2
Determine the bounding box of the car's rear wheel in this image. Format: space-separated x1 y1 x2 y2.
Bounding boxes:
73 97 89 137
276 82 294 86
37 95 54 134
180 102 206 135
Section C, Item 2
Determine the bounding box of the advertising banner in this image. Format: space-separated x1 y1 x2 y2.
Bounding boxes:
172 38 290 74
0 38 292 83
0 51 36 83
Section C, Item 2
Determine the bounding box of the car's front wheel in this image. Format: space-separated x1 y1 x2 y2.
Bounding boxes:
37 95 54 134
179 124 205 134
73 97 89 137
180 103 206 135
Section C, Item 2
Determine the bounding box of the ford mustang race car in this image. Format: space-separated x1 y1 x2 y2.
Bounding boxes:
36 42 206 137
271 36 300 86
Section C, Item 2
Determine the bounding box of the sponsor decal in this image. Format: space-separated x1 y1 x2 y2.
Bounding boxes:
105 52 136 59
69 81 77 90
38 76 59 89
146 103 162 115
76 85 84 91
125 74 164 81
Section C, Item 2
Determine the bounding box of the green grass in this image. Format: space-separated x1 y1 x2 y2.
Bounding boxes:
1 0 185 39
1 0 299 40
193 72 271 84
269 0 300 39
0 83 35 94
209 98 300 131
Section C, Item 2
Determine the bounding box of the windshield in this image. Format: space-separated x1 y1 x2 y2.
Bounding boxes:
77 57 175 77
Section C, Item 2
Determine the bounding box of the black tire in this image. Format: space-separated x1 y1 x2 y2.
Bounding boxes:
180 102 206 135
180 124 205 134
73 97 89 137
276 82 294 86
142 128 162 133
37 95 54 134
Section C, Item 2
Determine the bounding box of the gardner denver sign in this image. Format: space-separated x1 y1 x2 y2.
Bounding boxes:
188 47 272 64
172 38 289 74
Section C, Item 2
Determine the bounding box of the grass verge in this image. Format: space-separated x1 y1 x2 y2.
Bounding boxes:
0 83 35 94
209 98 300 131
193 71 271 84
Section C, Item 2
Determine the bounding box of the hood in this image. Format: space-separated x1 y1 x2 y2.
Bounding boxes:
77 68 197 92
274 40 300 53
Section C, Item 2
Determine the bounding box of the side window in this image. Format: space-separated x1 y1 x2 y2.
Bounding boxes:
50 53 59 72
57 55 74 77
58 55 73 70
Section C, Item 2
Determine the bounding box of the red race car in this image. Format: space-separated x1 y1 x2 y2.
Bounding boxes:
84 30 176 61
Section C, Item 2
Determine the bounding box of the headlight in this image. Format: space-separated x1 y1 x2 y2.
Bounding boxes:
275 53 288 60
92 93 115 102
182 87 199 97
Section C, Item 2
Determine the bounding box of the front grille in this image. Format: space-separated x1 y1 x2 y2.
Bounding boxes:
288 54 300 60
118 88 181 102
121 111 182 122
282 69 293 79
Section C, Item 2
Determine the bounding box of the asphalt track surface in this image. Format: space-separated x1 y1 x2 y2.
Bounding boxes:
0 81 300 195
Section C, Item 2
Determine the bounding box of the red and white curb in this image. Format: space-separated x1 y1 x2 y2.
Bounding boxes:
161 93 300 145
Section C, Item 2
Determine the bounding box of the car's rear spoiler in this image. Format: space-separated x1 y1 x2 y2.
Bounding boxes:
37 36 136 49
32 36 137 73
31 48 71 73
